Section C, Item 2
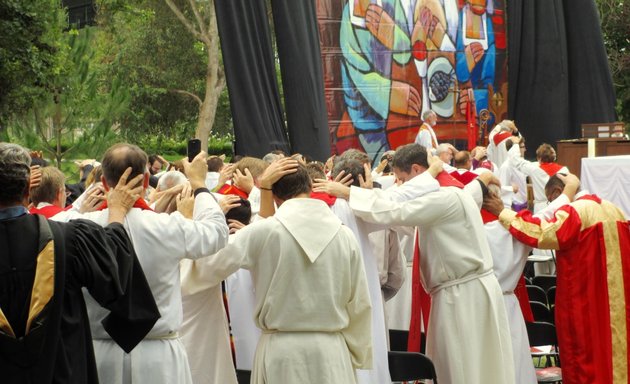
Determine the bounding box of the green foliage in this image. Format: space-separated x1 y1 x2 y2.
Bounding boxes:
597 0 630 131
138 132 234 157
5 28 130 167
0 0 66 123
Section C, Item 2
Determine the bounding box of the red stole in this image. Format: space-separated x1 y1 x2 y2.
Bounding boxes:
29 205 69 219
309 191 337 207
408 172 464 352
492 131 512 146
449 170 478 185
217 184 249 199
98 198 153 211
538 162 564 176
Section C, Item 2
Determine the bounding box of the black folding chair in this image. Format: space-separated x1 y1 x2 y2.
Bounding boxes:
527 285 548 305
236 369 250 384
530 301 554 323
389 329 409 352
388 351 438 384
532 275 557 293
547 286 556 306
526 321 562 383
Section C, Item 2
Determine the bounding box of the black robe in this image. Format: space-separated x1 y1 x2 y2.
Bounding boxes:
0 214 160 384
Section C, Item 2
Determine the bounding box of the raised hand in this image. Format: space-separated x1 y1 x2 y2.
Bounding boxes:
107 168 145 223
259 158 299 189
233 168 254 194
219 194 242 214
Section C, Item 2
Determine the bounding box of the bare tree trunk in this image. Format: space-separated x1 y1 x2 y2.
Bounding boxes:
54 92 63 169
165 0 226 151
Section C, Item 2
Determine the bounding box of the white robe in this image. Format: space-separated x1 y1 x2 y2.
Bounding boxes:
180 241 239 384
484 220 537 384
194 198 373 383
349 180 515 384
225 269 260 371
53 193 229 384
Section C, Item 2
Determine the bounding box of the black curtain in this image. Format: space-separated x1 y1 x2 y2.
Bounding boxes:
271 0 331 161
507 0 617 157
214 0 290 158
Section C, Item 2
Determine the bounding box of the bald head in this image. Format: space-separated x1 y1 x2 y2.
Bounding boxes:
101 143 148 188
453 151 471 169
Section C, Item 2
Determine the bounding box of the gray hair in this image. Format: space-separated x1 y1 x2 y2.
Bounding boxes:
262 153 282 163
435 143 451 155
157 170 188 191
422 110 435 121
0 143 32 205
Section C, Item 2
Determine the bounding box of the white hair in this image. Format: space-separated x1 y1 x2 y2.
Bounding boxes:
157 170 188 191
435 143 451 155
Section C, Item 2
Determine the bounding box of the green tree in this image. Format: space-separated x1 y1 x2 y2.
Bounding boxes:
6 28 129 167
95 0 232 151
0 0 65 125
597 0 630 129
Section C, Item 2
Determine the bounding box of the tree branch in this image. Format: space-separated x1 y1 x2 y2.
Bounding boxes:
164 0 207 43
187 0 207 36
169 89 203 106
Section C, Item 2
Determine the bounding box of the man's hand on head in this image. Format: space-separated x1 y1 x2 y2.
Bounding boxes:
313 179 350 200
29 165 42 190
557 173 580 201
427 153 443 178
233 168 254 194
476 171 501 189
107 168 145 224
183 151 209 190
176 185 195 219
358 163 373 189
482 192 505 216
259 158 299 189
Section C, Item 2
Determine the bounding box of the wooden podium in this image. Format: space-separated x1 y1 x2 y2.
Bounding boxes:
556 138 630 178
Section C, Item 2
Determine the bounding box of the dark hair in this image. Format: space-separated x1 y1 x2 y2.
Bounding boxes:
272 164 311 200
207 157 224 172
545 174 566 195
0 143 32 205
339 148 370 164
392 144 428 173
536 143 556 163
30 157 49 167
225 198 252 225
332 158 364 187
305 162 326 181
101 143 148 188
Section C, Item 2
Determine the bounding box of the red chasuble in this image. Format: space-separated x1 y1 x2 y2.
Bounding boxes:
29 205 70 219
501 194 630 384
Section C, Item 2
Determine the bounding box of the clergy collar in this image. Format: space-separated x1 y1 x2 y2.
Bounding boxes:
0 205 28 221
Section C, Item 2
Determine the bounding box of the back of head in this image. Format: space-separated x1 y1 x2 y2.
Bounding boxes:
272 164 311 201
225 198 252 225
236 157 269 179
332 158 365 187
435 143 451 156
157 170 188 191
545 174 565 196
453 151 471 169
338 148 370 164
262 153 282 164
30 167 66 206
536 143 555 163
207 156 224 172
422 110 435 121
0 143 32 206
392 144 428 173
305 162 326 182
101 143 148 188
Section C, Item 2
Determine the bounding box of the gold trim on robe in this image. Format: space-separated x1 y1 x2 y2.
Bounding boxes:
26 240 55 334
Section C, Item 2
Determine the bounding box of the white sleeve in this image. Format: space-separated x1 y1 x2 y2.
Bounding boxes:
380 172 440 202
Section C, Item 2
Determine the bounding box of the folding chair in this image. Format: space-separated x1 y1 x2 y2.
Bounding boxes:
530 301 554 323
389 329 409 352
236 369 251 384
532 275 557 293
527 285 548 305
547 286 556 306
526 321 562 383
388 351 438 384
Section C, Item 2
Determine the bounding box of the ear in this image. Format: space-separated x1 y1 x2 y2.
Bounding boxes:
101 175 110 191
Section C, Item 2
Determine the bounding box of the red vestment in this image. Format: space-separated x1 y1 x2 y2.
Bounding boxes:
500 195 630 384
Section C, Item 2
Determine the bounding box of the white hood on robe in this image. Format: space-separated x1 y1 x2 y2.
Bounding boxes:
274 198 342 263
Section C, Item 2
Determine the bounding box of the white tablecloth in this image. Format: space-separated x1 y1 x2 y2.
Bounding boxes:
581 156 630 218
